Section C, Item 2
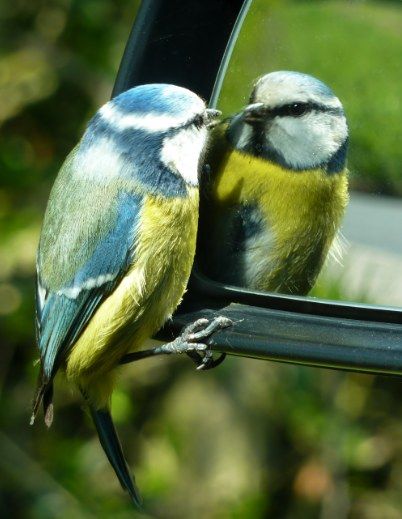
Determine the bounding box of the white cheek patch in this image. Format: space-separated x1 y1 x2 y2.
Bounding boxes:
74 137 124 182
268 114 348 170
329 115 348 146
161 126 207 186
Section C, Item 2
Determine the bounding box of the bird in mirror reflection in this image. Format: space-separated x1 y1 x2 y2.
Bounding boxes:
200 71 349 295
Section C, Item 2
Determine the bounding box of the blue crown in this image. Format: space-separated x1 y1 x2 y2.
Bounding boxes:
273 71 335 99
111 84 202 118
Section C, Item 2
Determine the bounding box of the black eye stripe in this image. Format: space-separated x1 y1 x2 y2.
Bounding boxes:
274 102 309 117
192 114 204 128
271 102 343 118
174 113 205 132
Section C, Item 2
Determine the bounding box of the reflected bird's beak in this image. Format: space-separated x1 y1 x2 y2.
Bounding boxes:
243 102 270 124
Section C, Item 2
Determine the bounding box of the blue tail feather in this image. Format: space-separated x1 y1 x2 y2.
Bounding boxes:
89 405 142 508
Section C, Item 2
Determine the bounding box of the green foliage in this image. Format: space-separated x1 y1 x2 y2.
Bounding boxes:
2 1 402 518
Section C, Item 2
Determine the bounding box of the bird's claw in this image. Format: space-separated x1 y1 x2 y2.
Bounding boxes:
119 316 232 369
195 350 227 371
179 316 232 370
182 316 232 341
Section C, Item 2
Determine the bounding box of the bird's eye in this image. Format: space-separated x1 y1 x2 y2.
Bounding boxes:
278 103 309 117
193 114 204 129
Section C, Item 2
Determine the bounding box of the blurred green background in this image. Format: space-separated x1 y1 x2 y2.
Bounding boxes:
1 0 402 517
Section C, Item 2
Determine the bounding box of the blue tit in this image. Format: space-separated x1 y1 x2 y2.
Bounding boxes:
32 83 220 506
199 71 349 295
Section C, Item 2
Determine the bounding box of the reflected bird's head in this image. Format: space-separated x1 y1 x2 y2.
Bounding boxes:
79 84 220 191
227 71 348 173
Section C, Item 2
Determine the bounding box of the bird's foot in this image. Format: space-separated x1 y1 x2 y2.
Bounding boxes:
180 317 232 342
156 316 233 371
119 316 232 369
179 316 232 371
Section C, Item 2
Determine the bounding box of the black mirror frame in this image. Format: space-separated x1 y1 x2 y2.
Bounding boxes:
114 0 402 376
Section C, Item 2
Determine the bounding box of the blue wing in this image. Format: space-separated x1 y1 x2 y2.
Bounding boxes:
36 190 143 381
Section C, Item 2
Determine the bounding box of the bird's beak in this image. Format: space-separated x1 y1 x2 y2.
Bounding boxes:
243 103 271 124
205 108 222 128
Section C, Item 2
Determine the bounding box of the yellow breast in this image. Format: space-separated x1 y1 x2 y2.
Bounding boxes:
66 189 199 390
213 149 348 237
207 146 348 293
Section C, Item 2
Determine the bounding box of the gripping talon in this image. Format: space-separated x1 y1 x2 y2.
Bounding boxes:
181 318 209 338
186 316 233 342
183 316 232 370
119 316 233 369
156 340 207 355
196 352 227 371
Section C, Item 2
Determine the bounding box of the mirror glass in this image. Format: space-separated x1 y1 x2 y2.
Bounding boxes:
199 0 402 308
